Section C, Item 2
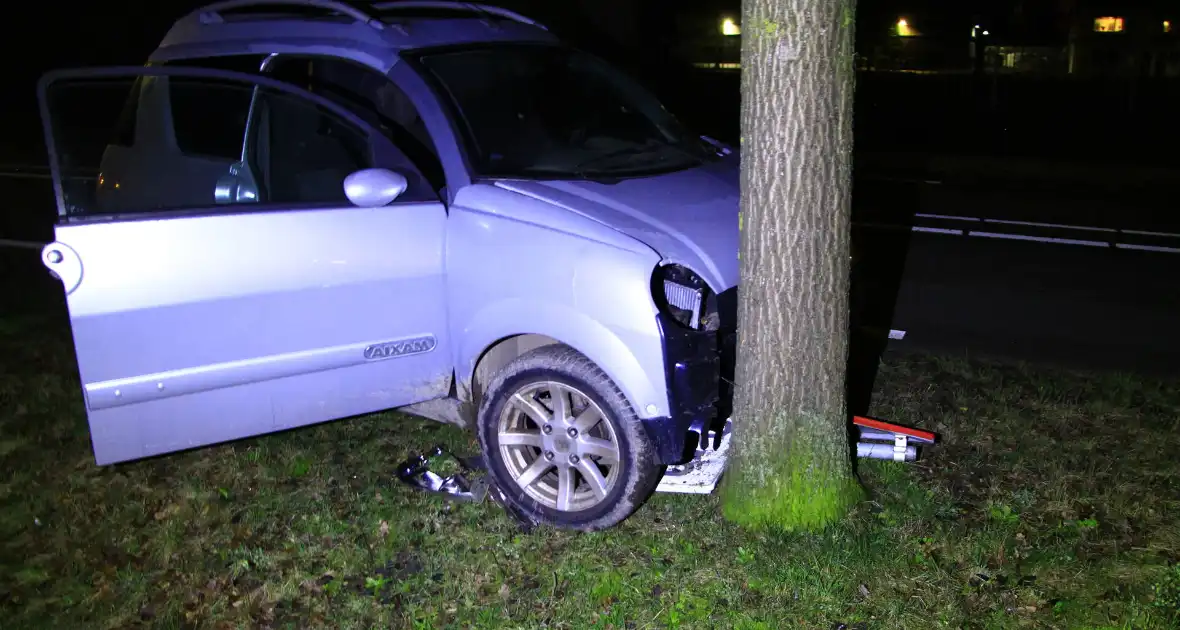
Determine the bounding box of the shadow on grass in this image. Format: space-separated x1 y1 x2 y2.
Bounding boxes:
847 176 922 418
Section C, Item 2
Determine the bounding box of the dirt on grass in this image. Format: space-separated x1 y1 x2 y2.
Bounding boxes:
1 313 1178 629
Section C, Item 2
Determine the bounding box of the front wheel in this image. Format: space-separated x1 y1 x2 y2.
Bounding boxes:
476 345 662 531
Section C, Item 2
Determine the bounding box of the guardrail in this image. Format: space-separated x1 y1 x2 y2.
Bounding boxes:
0 165 97 181
0 239 43 250
855 213 1180 254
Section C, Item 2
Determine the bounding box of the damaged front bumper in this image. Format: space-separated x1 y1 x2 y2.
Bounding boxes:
641 312 737 494
655 418 732 494
639 314 733 467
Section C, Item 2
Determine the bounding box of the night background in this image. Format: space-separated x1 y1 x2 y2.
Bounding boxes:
6 0 1180 165
2 1 1180 628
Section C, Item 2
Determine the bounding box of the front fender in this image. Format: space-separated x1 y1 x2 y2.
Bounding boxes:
456 298 669 421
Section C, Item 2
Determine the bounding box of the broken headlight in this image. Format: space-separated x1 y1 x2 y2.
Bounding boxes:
653 264 720 332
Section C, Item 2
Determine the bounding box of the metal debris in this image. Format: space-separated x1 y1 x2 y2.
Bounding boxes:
396 446 486 502
656 419 733 494
395 445 536 532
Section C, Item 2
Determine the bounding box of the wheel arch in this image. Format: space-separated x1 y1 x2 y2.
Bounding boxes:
455 303 669 425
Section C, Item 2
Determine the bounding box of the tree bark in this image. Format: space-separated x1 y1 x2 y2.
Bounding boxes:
719 0 862 530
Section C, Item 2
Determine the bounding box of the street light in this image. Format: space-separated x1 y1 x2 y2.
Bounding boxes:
721 17 740 36
896 18 915 37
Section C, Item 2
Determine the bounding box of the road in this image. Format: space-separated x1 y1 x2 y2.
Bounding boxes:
864 230 1180 373
4 173 1179 383
855 177 1180 382
852 176 1178 235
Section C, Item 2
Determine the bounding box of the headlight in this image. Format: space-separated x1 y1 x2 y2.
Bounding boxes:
653 264 719 332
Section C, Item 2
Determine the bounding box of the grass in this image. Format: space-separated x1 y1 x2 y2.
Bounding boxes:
2 312 1180 629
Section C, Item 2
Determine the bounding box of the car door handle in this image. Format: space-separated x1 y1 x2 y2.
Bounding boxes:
41 242 84 295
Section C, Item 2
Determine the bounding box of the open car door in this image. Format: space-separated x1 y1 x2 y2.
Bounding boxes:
37 65 452 464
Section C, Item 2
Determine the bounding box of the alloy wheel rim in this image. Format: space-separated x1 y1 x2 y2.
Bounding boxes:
496 380 622 512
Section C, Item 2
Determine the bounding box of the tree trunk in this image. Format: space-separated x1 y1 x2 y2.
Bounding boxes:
719 0 862 531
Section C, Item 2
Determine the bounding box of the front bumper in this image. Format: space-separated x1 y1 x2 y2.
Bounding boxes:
639 314 733 465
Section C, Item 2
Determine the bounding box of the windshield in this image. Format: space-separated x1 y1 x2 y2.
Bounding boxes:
412 44 715 180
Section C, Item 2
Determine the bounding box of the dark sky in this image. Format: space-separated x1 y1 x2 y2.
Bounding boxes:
3 0 1168 155
3 0 1169 91
2 0 1060 73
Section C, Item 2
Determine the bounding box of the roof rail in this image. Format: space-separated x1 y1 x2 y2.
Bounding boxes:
193 0 385 30
370 1 547 30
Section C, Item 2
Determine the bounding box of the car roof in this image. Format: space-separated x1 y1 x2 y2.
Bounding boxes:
148 0 558 74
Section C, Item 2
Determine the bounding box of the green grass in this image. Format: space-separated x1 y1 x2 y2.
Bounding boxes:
2 313 1180 629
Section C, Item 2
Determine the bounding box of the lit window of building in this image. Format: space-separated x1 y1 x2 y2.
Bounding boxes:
1093 17 1125 32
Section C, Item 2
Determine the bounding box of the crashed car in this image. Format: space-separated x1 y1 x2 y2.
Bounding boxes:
36 0 739 531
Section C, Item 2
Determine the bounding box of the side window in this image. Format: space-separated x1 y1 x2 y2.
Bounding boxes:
249 87 372 205
41 71 380 218
169 79 253 160
158 55 270 158
267 56 445 195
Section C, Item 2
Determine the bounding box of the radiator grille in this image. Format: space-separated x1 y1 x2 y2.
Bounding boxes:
663 280 702 329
